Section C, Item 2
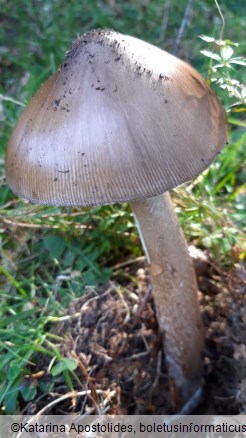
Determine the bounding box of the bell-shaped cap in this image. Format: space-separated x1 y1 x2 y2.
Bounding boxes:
5 29 227 206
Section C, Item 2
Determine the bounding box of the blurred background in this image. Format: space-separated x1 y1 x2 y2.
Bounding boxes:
0 0 245 414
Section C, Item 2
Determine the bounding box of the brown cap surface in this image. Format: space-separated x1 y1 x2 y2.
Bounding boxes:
5 29 227 206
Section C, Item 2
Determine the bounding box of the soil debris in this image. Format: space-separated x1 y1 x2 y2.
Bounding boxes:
23 254 246 415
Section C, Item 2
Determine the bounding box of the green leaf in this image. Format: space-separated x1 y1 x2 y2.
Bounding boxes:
199 35 239 47
39 380 54 394
7 361 22 382
213 63 226 69
0 307 40 328
83 270 97 286
221 46 234 61
199 35 215 42
51 358 77 377
99 268 112 284
228 117 246 128
0 266 28 298
20 383 37 401
223 40 239 47
63 249 75 267
43 236 66 259
221 238 232 254
4 386 19 414
0 352 16 372
230 59 246 66
200 50 221 61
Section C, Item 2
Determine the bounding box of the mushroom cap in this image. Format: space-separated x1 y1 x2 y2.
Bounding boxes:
5 29 227 206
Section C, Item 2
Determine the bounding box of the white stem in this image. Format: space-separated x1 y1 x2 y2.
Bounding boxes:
130 192 204 404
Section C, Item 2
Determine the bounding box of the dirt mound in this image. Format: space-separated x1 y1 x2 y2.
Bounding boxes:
24 259 246 415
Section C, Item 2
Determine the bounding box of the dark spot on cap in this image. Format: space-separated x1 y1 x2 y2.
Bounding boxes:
52 98 61 111
160 74 170 81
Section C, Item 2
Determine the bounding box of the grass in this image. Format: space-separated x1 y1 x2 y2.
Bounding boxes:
0 0 245 413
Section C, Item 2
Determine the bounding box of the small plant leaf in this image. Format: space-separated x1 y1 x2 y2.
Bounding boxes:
43 236 66 259
4 386 19 414
200 50 221 61
20 383 37 401
230 59 246 66
7 361 22 382
199 35 216 43
221 46 234 61
51 358 77 376
199 35 239 47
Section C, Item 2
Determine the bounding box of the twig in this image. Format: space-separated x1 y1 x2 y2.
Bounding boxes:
46 313 81 323
116 286 131 323
128 351 149 361
175 385 203 414
112 256 146 271
1 215 138 240
173 0 193 55
0 93 25 106
80 283 116 312
151 350 163 391
214 0 225 42
1 217 63 229
71 351 99 403
16 390 105 438
135 284 152 316
159 0 171 42
140 329 150 353
101 389 117 407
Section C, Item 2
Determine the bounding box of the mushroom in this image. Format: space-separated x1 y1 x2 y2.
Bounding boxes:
5 29 227 407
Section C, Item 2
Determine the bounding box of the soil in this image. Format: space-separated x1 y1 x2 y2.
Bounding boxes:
23 250 246 415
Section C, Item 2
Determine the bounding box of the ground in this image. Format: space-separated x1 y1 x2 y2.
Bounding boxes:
22 250 246 415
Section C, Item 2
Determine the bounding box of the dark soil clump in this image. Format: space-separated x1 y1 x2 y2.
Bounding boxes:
24 257 246 415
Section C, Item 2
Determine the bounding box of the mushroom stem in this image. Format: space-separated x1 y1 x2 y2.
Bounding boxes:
130 192 204 405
